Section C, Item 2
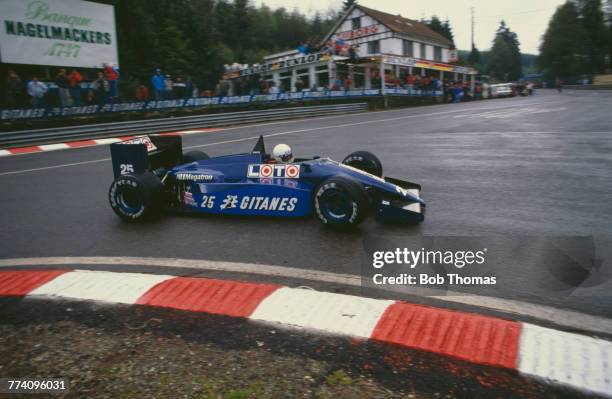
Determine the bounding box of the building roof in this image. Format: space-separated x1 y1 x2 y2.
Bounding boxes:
355 4 454 47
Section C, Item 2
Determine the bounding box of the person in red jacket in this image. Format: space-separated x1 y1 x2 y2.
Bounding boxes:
343 76 352 90
135 84 149 101
68 69 83 106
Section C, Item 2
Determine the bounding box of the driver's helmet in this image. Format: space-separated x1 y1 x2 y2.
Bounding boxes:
272 144 294 163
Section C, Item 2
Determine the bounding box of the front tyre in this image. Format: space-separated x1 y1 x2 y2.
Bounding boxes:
342 151 383 177
109 172 164 222
314 177 368 228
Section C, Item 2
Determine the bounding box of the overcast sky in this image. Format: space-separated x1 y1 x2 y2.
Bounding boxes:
253 0 567 54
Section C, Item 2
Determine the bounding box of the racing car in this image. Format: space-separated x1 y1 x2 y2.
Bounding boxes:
108 134 425 228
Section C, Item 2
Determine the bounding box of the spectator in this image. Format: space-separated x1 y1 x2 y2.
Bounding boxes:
151 68 165 100
323 40 334 56
462 81 470 100
104 64 119 102
173 76 186 98
55 68 71 107
405 74 414 95
442 79 450 102
348 45 358 60
185 76 196 97
27 75 48 108
343 76 352 90
135 83 149 101
474 83 482 100
68 69 83 106
454 82 462 103
5 70 24 107
297 42 308 54
164 74 174 99
268 81 279 94
92 71 109 104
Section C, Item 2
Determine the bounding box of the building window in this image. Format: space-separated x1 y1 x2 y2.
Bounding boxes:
420 43 427 59
351 17 361 30
367 40 380 54
403 40 413 57
434 46 442 61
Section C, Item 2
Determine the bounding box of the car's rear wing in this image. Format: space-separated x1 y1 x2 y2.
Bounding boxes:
110 135 182 178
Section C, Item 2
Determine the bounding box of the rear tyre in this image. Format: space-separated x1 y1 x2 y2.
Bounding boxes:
342 151 383 177
313 176 368 228
182 151 210 163
109 172 164 222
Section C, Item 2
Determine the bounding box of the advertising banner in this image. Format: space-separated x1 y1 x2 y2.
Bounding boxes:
0 0 118 68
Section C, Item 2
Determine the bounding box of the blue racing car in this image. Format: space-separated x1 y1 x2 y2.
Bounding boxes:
108 134 425 228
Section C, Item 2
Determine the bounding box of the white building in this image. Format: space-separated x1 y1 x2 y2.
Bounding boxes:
228 3 476 94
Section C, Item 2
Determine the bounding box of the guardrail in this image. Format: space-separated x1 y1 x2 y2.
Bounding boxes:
0 88 440 121
0 103 368 148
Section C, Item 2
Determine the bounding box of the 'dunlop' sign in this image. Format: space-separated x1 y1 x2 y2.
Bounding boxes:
0 0 118 68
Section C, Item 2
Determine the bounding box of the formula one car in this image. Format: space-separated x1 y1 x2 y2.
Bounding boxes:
108 134 425 228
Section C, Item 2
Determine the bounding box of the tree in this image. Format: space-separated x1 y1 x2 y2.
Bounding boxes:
422 16 454 45
89 0 338 94
539 2 584 78
487 21 522 80
468 46 481 66
578 0 608 73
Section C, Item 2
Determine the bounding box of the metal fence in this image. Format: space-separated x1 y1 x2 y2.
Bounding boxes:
0 103 369 147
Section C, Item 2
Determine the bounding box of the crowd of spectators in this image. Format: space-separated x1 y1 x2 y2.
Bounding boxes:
2 65 206 108
297 38 359 60
149 68 197 101
4 62 483 109
3 64 120 108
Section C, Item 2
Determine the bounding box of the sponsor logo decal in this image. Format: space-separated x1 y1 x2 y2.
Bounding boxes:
175 173 214 181
121 136 157 152
218 194 298 212
220 195 238 210
247 164 300 179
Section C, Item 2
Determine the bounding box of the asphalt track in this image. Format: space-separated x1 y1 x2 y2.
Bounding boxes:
1 90 611 318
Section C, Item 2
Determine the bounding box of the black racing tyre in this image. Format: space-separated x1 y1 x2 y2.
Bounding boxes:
109 172 165 222
342 151 383 177
182 151 210 163
313 176 369 228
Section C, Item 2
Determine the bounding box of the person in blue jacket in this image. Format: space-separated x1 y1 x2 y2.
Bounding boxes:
151 68 165 100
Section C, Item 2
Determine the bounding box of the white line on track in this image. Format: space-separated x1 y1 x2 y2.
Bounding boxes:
1 256 611 336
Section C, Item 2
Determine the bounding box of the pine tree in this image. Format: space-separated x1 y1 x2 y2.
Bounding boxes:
423 16 455 45
487 21 522 80
468 46 481 66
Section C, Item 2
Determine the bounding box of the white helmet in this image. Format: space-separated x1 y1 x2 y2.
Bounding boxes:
272 144 294 163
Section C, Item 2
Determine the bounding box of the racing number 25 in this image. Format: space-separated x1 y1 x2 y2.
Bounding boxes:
200 195 216 209
120 164 134 174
